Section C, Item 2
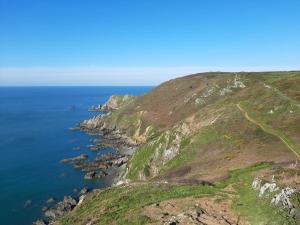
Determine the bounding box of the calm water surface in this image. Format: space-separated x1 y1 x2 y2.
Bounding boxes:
0 86 152 225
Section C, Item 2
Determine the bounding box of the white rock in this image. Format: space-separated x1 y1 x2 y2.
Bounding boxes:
259 182 279 197
252 177 262 190
195 98 205 105
77 195 85 206
271 187 295 209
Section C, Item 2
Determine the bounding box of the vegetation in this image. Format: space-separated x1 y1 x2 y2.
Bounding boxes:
59 163 297 225
59 72 300 224
162 127 219 172
232 169 295 225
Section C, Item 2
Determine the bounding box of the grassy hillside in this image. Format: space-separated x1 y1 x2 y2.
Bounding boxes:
58 71 300 225
58 163 296 225
110 71 299 181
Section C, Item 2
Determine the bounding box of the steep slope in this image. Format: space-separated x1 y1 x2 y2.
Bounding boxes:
58 71 300 225
98 71 299 182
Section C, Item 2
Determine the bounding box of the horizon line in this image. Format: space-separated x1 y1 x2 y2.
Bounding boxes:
1 66 299 86
0 85 155 87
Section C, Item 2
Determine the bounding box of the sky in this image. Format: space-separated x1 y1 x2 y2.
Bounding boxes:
0 0 299 86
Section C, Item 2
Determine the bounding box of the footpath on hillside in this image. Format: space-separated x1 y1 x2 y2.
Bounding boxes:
236 103 300 158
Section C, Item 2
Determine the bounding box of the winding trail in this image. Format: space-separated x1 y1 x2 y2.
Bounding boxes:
236 103 300 158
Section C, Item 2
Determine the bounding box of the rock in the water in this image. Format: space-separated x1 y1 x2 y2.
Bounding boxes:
63 196 77 206
46 197 56 204
84 171 96 180
24 200 32 208
88 104 102 112
32 219 47 225
44 196 78 219
79 187 89 195
60 154 88 163
45 208 62 219
84 170 107 180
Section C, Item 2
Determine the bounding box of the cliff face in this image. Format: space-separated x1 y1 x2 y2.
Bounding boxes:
58 71 300 225
99 95 136 111
87 72 300 182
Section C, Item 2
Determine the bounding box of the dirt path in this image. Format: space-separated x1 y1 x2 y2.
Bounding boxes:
236 103 300 158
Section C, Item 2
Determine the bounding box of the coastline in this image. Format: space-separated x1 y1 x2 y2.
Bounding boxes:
76 114 138 185
32 72 300 225
33 97 138 225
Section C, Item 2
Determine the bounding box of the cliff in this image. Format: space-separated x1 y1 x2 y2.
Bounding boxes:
57 71 300 225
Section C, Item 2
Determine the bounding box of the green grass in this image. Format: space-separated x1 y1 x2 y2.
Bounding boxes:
59 183 216 225
254 71 299 83
161 127 219 172
126 144 155 180
58 163 298 225
232 170 295 225
220 163 296 225
63 72 300 224
127 133 169 180
239 102 300 157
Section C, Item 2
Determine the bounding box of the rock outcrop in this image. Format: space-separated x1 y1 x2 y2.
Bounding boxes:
89 95 136 112
252 177 300 220
50 71 300 225
60 154 88 163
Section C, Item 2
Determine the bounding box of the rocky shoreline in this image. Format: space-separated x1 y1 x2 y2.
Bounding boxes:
34 188 89 225
32 96 138 225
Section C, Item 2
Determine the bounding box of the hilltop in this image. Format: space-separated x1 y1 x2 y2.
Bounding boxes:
56 71 300 225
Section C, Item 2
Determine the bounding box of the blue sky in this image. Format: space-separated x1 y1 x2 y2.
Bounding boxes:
0 0 299 85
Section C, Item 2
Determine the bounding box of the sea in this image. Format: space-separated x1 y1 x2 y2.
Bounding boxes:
0 86 152 225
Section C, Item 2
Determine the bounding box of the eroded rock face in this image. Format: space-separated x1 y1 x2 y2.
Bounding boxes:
99 95 136 111
134 112 223 180
79 116 138 149
77 195 85 206
88 95 135 112
80 115 104 130
252 177 299 220
251 177 262 190
258 182 279 197
271 188 295 209
194 74 246 105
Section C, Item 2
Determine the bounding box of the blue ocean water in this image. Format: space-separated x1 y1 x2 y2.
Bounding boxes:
0 86 152 225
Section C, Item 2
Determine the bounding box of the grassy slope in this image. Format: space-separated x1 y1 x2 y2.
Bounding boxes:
237 103 300 157
59 163 295 225
59 72 300 224
123 72 300 181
